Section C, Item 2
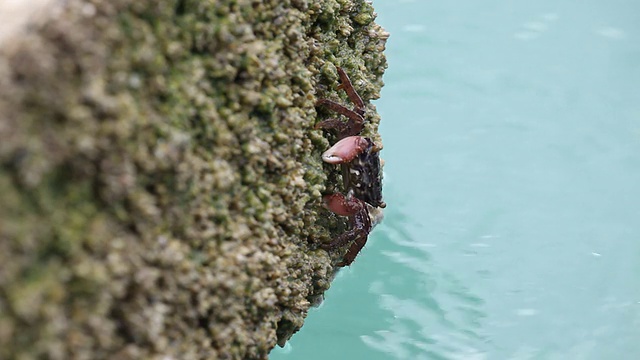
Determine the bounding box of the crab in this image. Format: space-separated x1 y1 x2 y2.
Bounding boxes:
316 67 386 266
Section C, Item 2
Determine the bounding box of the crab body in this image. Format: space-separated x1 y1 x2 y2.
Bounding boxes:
321 135 384 208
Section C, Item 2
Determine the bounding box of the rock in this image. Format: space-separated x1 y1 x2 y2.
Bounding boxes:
0 0 387 358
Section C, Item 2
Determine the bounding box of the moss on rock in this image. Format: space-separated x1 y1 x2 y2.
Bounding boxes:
0 0 387 358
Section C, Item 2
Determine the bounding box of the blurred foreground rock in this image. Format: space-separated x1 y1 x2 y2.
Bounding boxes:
0 0 387 358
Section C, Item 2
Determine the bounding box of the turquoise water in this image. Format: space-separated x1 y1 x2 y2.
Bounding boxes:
272 1 640 359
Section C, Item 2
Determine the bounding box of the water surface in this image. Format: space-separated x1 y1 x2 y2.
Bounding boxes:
272 0 640 358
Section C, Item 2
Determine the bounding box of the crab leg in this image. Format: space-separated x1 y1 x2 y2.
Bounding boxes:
315 98 365 137
330 208 371 266
336 67 365 115
338 233 368 267
321 226 366 252
314 118 351 136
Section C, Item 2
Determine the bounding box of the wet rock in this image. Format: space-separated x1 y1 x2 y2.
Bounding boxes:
0 0 387 359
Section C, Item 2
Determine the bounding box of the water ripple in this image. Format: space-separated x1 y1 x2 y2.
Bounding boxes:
361 206 490 358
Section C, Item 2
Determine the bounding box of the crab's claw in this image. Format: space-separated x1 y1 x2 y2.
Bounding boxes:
322 192 363 216
321 136 369 164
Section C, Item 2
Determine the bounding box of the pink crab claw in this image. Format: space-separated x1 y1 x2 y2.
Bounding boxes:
321 136 369 164
322 193 362 216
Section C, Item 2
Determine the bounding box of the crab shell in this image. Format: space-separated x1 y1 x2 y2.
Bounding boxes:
322 136 386 209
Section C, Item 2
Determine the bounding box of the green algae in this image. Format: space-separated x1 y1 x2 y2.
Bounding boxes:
0 0 387 358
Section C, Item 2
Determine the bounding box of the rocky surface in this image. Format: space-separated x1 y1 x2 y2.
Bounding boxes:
0 0 387 358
